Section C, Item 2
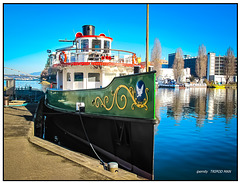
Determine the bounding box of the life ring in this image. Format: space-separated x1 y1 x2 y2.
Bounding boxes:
101 56 105 60
59 51 67 64
132 54 137 64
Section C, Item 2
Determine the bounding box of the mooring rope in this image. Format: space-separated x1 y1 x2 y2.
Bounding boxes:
42 110 107 169
78 111 107 169
41 101 107 169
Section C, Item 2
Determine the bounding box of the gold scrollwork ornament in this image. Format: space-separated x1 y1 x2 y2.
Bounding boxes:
92 85 149 111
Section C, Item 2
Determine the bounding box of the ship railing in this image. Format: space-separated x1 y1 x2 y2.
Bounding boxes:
51 48 139 66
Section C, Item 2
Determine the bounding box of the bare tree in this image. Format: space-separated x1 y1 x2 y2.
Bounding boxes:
151 38 162 79
173 48 184 83
224 47 235 84
195 90 207 127
40 69 49 81
225 89 234 123
171 90 183 122
195 44 207 82
45 57 51 69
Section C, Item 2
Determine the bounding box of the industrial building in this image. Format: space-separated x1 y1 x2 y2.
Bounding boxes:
168 52 237 84
168 53 197 76
168 53 175 68
183 56 197 77
207 52 237 83
157 68 191 83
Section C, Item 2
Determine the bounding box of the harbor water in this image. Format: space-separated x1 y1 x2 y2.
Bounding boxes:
154 88 237 180
4 80 42 90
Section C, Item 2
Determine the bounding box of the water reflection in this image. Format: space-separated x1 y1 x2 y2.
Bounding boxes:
156 88 237 127
154 88 237 180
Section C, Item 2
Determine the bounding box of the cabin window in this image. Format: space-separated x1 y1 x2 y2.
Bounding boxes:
77 41 80 50
92 40 101 52
104 40 110 53
50 54 56 59
67 73 71 81
70 53 76 62
88 73 100 82
81 39 89 52
74 72 83 81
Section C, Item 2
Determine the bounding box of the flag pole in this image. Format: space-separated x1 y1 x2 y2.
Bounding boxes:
146 4 149 72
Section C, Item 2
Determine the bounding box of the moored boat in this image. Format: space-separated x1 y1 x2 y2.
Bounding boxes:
158 79 179 88
35 25 158 180
212 84 226 89
189 83 207 88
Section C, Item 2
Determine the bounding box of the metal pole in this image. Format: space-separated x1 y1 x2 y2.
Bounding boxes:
146 4 149 72
118 51 120 62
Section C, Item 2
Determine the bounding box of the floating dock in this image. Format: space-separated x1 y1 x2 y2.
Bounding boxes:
4 103 145 180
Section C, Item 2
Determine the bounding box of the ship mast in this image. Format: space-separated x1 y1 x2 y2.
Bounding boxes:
146 4 149 72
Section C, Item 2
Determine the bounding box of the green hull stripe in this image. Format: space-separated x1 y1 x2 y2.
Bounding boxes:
47 72 156 120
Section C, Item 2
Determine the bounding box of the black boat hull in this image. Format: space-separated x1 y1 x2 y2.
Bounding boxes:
35 98 156 180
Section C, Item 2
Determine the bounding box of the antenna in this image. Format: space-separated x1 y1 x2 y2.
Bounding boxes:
73 29 76 36
108 29 110 37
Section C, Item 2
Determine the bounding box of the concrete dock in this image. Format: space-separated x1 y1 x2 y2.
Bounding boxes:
4 103 144 180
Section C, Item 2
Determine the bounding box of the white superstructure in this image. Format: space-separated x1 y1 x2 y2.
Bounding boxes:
47 25 141 90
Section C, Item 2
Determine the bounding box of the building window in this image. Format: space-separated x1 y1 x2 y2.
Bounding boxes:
74 72 83 81
88 73 100 82
104 40 110 53
92 40 101 52
81 39 89 52
67 73 71 81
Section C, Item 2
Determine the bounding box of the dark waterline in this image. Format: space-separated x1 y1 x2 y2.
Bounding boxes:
154 88 237 180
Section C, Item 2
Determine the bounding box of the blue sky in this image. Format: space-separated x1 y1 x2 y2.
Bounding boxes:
4 4 237 74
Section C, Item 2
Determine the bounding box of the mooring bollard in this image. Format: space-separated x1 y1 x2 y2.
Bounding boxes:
4 96 9 106
108 162 118 173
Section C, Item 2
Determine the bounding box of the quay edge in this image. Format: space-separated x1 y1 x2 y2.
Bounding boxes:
28 120 146 180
